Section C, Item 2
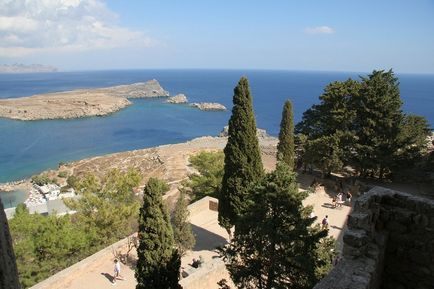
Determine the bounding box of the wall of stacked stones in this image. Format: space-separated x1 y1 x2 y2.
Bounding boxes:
314 186 434 289
0 198 21 289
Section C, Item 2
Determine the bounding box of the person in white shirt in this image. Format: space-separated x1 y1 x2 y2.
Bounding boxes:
112 259 125 285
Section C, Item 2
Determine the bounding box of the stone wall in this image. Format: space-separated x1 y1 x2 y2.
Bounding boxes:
314 187 434 289
0 198 21 289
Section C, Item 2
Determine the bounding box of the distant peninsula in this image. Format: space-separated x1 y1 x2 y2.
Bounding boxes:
0 64 58 73
0 80 169 121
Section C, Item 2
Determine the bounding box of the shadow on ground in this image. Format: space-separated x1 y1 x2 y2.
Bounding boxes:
191 224 228 251
101 272 114 283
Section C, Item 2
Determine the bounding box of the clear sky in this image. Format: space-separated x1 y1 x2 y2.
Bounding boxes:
1 0 433 73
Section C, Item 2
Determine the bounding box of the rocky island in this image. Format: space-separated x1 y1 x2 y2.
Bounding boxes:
166 94 188 104
0 80 169 121
190 102 227 111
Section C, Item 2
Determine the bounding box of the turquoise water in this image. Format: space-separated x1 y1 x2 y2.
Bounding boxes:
1 189 27 208
0 69 433 185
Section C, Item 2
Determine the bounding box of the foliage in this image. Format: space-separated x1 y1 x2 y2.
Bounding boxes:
65 168 142 245
395 114 431 164
277 100 295 170
314 236 337 280
297 79 360 138
352 70 403 178
135 178 181 289
57 171 68 178
10 204 90 288
181 151 224 201
220 163 328 289
296 70 430 179
11 169 143 288
66 175 79 189
171 192 196 256
219 76 264 232
303 134 344 177
31 173 51 186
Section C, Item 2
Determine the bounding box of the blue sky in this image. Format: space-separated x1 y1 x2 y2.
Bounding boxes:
1 0 433 73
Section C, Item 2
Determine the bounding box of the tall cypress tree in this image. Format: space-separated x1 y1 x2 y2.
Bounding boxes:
277 100 295 169
135 178 181 289
218 77 264 231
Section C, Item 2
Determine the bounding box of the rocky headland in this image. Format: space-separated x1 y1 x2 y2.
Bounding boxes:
166 94 188 104
0 63 58 73
0 80 169 121
190 102 227 111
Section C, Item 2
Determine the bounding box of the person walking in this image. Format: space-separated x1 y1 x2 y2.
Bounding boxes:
321 215 329 230
346 191 353 206
112 259 125 285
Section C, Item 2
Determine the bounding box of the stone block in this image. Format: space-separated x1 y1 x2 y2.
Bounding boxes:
347 213 372 231
343 229 369 248
385 221 407 233
393 208 414 225
409 248 431 265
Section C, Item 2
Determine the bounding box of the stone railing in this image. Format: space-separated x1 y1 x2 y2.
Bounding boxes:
314 187 434 289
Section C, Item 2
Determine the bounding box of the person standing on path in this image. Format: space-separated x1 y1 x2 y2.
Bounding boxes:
112 259 125 285
322 215 329 230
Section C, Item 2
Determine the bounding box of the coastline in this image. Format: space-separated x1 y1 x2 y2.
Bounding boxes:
0 134 278 208
0 80 169 121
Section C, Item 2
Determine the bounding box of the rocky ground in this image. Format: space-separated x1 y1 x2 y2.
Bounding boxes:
0 80 168 120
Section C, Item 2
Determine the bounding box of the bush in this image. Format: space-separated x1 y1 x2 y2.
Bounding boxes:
31 174 50 186
58 171 68 178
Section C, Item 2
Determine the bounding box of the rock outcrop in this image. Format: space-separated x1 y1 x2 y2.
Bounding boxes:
190 102 226 111
0 80 169 121
116 80 169 98
219 126 269 138
166 94 188 104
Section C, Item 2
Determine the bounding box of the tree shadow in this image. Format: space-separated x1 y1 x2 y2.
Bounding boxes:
331 225 343 231
191 224 228 251
322 203 336 209
101 272 114 283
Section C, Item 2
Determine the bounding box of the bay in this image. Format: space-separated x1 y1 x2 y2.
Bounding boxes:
0 69 433 185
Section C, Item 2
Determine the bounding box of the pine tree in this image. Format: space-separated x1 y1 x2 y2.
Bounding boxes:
135 178 182 289
220 163 328 289
218 76 264 232
277 100 295 170
352 70 403 178
172 192 196 256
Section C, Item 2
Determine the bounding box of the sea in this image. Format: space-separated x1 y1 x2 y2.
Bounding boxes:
1 69 433 208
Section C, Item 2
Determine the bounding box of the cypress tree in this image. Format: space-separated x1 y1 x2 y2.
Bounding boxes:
135 178 181 289
171 192 196 256
218 77 264 232
277 100 295 169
